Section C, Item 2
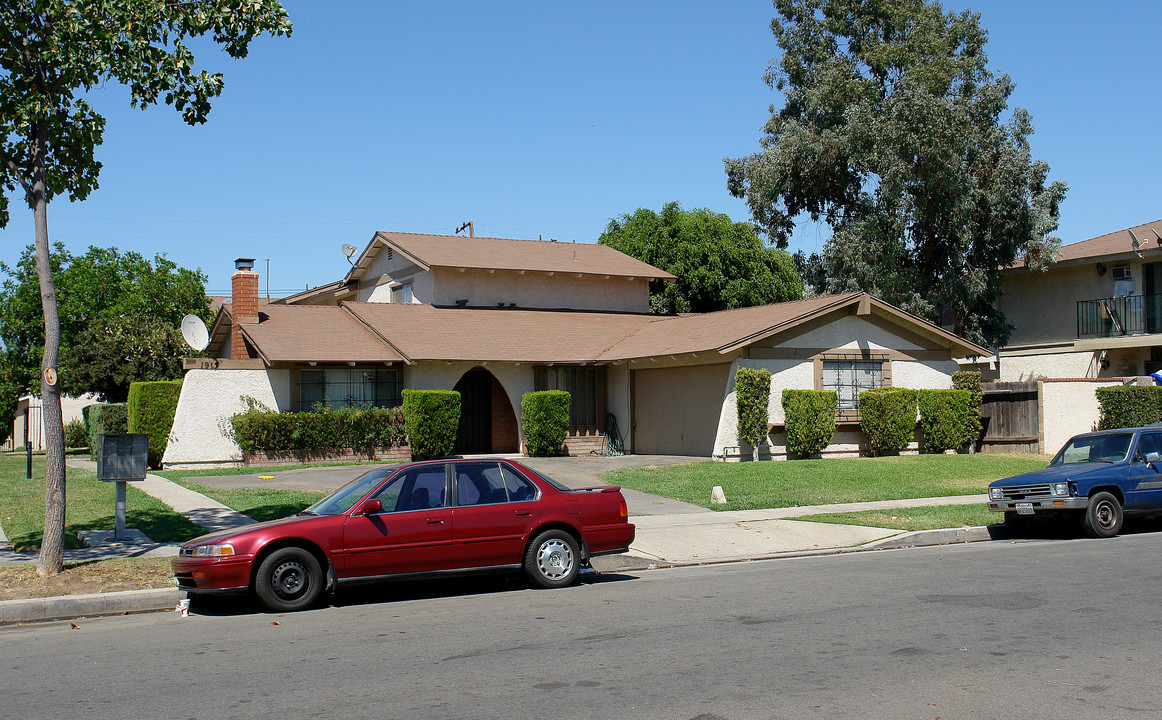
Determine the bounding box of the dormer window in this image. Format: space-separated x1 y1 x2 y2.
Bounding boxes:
391 282 413 304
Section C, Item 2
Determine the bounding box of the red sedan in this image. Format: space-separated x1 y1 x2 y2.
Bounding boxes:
172 458 635 612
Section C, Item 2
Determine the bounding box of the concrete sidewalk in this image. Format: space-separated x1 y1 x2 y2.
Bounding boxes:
1 461 996 624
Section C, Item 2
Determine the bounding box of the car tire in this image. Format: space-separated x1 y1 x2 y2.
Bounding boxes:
1082 492 1123 538
254 546 324 612
524 529 580 589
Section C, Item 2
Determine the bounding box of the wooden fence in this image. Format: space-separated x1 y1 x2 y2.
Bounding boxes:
979 381 1040 454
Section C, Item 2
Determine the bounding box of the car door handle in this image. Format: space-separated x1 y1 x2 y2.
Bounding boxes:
515 510 532 517
426 518 444 525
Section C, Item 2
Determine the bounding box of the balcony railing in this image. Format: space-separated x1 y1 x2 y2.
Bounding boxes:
1077 294 1162 338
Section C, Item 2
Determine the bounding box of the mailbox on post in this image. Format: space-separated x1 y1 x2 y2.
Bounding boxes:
97 433 149 539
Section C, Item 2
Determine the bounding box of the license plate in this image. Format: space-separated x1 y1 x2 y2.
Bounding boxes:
1016 502 1034 515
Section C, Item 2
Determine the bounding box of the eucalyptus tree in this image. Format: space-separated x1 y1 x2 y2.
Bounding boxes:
0 1 291 575
725 0 1066 347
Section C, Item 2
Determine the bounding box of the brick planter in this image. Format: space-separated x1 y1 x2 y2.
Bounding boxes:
244 445 411 467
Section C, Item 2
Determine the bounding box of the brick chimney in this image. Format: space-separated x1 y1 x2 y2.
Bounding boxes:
231 257 258 359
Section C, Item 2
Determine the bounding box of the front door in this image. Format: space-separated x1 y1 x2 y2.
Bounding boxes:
341 464 452 577
454 367 492 454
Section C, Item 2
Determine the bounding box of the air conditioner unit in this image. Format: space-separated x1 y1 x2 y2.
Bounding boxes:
1113 265 1132 280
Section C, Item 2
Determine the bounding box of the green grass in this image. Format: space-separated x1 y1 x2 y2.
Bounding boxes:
156 472 328 522
0 453 206 552
798 504 998 532
606 453 1049 511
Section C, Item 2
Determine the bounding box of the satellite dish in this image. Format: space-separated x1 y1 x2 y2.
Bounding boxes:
181 314 210 352
341 244 358 258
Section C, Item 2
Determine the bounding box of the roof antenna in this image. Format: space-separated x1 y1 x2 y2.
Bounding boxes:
455 221 474 238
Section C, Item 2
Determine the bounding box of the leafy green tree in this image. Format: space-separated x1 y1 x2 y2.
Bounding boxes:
791 250 826 296
599 202 804 314
0 244 210 401
0 1 291 576
0 364 17 446
724 0 1067 348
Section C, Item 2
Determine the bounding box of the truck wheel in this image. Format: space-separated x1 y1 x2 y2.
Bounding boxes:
1082 492 1123 538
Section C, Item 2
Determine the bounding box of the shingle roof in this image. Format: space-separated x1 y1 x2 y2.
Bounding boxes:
351 232 676 281
1011 219 1162 268
229 291 988 365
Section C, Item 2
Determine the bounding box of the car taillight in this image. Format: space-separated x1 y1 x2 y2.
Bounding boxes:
619 498 628 520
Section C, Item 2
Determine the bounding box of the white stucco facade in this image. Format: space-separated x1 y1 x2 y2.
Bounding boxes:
1039 379 1123 454
164 369 290 469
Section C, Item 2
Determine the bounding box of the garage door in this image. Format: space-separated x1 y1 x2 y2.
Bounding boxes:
632 363 731 456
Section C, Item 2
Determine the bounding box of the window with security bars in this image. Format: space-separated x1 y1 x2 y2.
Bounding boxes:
822 358 884 412
533 366 604 431
297 367 402 411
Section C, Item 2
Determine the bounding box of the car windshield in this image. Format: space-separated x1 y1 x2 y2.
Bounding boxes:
302 466 399 516
1050 433 1133 465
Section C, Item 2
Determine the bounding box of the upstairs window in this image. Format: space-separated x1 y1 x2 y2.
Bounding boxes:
391 282 413 304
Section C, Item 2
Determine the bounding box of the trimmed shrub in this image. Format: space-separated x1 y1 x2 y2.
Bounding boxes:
781 389 838 457
84 403 128 461
127 380 183 468
402 389 461 460
735 367 772 461
64 419 88 449
1096 385 1162 429
230 406 407 453
952 370 984 449
522 390 570 457
859 387 917 456
917 389 971 453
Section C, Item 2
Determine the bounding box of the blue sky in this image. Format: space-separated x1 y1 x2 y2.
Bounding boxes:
1 1 1158 298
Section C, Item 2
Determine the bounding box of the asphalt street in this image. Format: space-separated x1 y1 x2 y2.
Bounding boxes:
4 532 1159 719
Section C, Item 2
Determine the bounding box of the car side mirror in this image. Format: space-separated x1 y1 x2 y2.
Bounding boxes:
356 498 383 515
1147 452 1161 466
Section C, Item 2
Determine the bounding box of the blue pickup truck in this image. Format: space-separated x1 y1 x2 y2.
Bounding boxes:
987 427 1162 537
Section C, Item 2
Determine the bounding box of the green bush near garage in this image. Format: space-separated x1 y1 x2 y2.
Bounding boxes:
522 390 570 457
781 389 838 457
859 387 917 456
735 367 772 461
917 389 971 453
403 389 461 460
127 379 184 468
83 403 128 461
1096 385 1162 429
952 370 984 448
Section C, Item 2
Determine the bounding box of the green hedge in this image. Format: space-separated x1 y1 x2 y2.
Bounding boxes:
522 390 570 457
1096 385 1162 430
64 419 88 449
83 403 128 461
951 370 984 448
230 406 407 453
127 380 183 468
402 389 461 460
859 387 917 456
781 389 838 457
917 389 971 454
736 367 772 461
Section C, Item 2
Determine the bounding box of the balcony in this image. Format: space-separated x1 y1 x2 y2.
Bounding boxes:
1077 294 1162 339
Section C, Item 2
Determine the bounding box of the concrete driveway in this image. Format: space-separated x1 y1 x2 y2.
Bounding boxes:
191 454 711 516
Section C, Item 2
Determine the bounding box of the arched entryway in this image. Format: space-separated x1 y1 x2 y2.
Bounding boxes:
453 367 519 454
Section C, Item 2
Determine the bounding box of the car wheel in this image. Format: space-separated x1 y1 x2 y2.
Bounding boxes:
524 529 580 589
254 547 323 612
1082 492 1123 538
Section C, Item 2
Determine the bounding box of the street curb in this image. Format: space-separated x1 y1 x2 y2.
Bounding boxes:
0 588 184 625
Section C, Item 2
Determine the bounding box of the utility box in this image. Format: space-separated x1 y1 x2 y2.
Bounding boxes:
96 433 149 482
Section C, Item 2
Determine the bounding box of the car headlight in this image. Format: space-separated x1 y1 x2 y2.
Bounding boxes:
1052 482 1069 497
193 543 235 557
988 487 1003 500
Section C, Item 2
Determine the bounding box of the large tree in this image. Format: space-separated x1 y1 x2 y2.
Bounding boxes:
599 202 804 314
0 244 210 402
0 1 291 576
724 0 1067 348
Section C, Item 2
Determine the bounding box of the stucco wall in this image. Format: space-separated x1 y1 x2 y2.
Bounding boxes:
999 351 1096 381
164 369 290 469
1040 379 1122 454
429 268 649 312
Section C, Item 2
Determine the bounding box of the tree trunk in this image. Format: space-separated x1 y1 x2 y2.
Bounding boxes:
31 123 65 577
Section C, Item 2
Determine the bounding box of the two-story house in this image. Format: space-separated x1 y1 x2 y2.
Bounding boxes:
163 231 989 468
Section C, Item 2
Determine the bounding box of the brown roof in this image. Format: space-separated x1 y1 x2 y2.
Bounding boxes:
1012 219 1162 268
349 231 676 282
240 305 404 364
227 291 988 364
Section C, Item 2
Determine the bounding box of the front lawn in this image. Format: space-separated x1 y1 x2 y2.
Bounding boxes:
798 505 998 532
0 453 205 552
155 468 329 522
605 453 1049 511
